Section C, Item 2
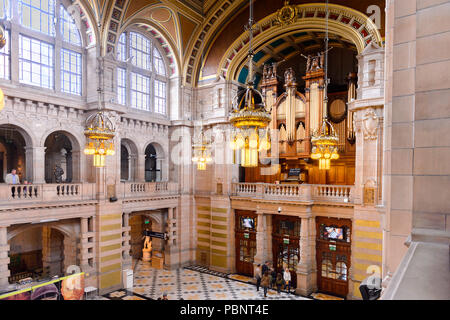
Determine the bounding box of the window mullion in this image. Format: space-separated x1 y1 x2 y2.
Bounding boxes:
9 16 19 83
54 2 62 92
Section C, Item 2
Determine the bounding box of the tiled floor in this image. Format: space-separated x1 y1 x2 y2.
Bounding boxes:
99 260 310 300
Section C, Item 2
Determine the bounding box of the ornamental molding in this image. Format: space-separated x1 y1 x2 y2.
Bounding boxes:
362 108 378 140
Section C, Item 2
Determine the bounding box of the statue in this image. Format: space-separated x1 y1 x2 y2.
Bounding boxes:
142 228 152 262
53 165 64 183
284 67 296 85
301 48 333 73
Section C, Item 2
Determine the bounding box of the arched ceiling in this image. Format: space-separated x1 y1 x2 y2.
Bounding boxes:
75 1 385 85
234 30 357 84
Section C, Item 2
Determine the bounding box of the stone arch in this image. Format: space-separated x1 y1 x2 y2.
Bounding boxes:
121 138 139 181
143 142 166 182
42 130 84 183
68 0 100 46
213 3 382 83
0 122 36 183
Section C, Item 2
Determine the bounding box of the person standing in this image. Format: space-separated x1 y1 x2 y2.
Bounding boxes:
283 267 292 293
275 273 284 294
260 272 270 298
5 169 20 184
270 268 277 289
262 261 269 275
255 264 262 292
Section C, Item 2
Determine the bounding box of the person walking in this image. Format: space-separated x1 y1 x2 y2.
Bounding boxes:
260 271 270 298
255 264 262 292
275 273 284 294
283 267 292 293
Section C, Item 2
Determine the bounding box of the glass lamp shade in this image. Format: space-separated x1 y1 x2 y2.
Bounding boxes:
84 142 95 155
197 162 206 171
259 134 271 151
235 134 245 149
93 154 105 167
106 143 115 156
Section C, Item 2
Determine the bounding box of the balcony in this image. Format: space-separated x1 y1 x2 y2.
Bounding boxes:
120 182 179 200
0 183 97 209
0 181 179 207
231 183 354 204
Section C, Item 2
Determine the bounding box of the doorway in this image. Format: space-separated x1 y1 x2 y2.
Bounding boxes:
234 210 257 277
272 215 300 288
316 217 352 298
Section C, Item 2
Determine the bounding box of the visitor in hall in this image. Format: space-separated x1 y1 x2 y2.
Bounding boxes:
270 267 277 289
283 268 292 294
261 272 270 298
255 264 262 292
262 261 269 275
276 273 284 294
5 169 20 185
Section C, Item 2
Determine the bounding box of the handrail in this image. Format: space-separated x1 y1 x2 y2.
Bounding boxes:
231 182 353 203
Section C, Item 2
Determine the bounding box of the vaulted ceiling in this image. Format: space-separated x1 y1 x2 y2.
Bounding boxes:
78 0 384 85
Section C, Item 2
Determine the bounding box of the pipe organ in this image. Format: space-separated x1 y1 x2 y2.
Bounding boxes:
247 52 356 185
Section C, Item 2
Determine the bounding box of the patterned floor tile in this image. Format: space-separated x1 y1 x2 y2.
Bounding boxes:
99 260 310 301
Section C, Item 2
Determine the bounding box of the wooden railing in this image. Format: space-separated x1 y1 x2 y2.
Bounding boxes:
231 183 353 203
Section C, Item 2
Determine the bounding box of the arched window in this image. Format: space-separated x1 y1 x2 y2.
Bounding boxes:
116 30 168 115
0 0 84 95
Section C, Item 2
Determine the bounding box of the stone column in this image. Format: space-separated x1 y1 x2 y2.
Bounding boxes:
0 226 10 287
137 154 146 182
25 147 46 184
42 227 63 276
63 236 77 272
79 218 90 271
296 216 316 296
122 212 132 269
71 150 83 183
254 212 269 269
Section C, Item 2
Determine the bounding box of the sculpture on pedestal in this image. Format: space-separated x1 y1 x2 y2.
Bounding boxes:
142 228 152 262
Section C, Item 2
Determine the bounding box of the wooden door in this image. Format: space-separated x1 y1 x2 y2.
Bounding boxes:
316 217 352 298
272 215 301 288
235 210 257 277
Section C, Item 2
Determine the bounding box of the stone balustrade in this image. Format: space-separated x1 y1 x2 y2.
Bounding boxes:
231 183 353 204
121 181 179 199
0 183 96 204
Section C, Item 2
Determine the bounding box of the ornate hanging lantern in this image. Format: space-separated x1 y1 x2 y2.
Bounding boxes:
229 0 271 167
192 128 212 171
310 0 339 170
84 89 116 167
